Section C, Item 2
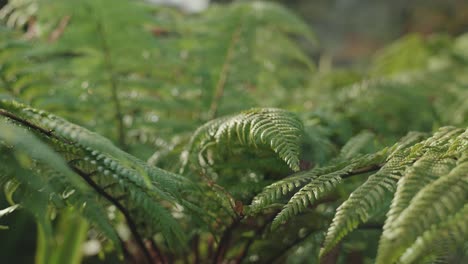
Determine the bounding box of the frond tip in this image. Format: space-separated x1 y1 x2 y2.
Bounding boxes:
183 108 304 172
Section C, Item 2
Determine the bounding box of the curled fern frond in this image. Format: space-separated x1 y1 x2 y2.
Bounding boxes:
0 0 38 29
182 108 304 172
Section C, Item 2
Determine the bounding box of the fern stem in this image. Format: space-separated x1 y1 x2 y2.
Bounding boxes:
200 170 239 218
208 25 242 119
234 213 277 264
0 109 56 138
95 15 127 149
119 238 134 263
359 223 383 230
192 234 200 264
71 167 155 264
266 229 318 264
48 15 71 42
207 235 215 261
341 163 384 179
212 217 243 264
320 242 342 264
150 239 167 264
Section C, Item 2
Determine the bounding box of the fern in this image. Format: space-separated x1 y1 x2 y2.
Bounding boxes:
251 131 419 226
182 107 304 172
0 118 120 246
250 151 385 211
0 0 37 29
319 127 467 259
0 0 467 262
248 126 467 261
0 97 199 250
319 149 414 254
376 136 468 263
398 203 468 264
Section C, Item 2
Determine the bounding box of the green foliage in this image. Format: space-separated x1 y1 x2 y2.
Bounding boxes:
0 97 198 250
0 0 467 263
321 127 467 258
0 116 120 248
376 128 467 263
182 107 304 173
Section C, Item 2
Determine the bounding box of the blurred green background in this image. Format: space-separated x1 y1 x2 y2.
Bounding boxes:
255 0 468 65
172 0 468 64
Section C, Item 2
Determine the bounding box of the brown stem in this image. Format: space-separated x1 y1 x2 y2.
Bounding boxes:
199 170 239 219
234 213 276 264
342 163 383 179
207 235 215 261
192 234 200 264
320 242 341 264
208 25 242 119
267 229 317 264
95 15 127 149
48 15 71 42
71 167 155 264
120 237 136 263
150 238 167 264
0 110 55 138
212 216 243 264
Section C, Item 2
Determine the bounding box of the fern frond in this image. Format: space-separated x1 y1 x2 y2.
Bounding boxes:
320 127 465 256
249 165 337 213
0 98 199 248
376 150 468 263
379 128 464 242
399 203 468 264
251 131 426 230
182 108 304 172
0 118 121 245
270 169 343 229
2 0 318 175
0 0 37 29
250 149 387 217
374 128 466 263
321 127 463 255
0 117 87 190
319 148 413 255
